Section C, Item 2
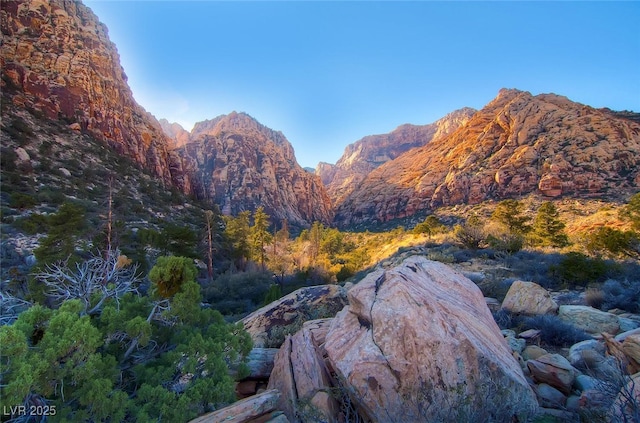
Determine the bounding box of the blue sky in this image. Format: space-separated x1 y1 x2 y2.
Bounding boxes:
85 1 640 168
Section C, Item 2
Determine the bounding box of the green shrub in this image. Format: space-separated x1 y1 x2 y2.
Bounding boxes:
486 233 524 254
263 284 282 305
148 256 197 299
550 252 610 287
203 271 273 315
9 192 38 210
13 213 49 234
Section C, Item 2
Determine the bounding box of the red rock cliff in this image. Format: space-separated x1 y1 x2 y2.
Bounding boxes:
334 89 640 228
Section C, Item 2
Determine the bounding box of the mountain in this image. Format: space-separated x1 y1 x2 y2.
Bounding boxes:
316 108 476 208
0 0 189 189
1 0 331 228
161 112 333 227
159 119 191 149
334 89 640 228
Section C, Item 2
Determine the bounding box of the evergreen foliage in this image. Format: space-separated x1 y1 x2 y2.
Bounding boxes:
223 211 251 270
33 201 87 266
148 256 197 299
0 255 252 422
550 252 610 287
250 206 272 269
530 201 570 248
413 215 445 237
491 199 531 235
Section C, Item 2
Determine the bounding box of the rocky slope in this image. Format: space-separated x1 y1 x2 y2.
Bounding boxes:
2 0 332 228
159 119 191 149
163 113 334 226
0 0 188 188
334 89 640 228
316 108 476 208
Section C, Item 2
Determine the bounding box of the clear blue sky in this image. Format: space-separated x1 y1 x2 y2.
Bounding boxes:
85 1 640 168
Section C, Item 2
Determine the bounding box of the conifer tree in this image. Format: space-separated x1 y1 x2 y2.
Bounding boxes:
223 211 251 270
491 199 531 235
250 207 272 270
531 201 569 248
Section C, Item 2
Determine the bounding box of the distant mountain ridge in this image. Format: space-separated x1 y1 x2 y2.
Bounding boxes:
316 108 476 208
334 88 640 228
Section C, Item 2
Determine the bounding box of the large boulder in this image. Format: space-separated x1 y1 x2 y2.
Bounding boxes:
558 305 620 335
241 285 348 348
322 257 538 422
267 319 337 422
501 281 558 315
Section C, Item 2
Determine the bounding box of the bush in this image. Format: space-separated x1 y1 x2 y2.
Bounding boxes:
550 252 610 288
148 256 197 298
203 271 273 315
521 315 592 347
13 213 49 234
486 233 524 254
600 279 640 313
492 309 516 330
9 192 38 210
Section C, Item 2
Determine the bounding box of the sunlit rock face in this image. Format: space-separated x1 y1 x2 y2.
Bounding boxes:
317 107 476 209
166 112 334 227
334 89 640 228
0 0 188 188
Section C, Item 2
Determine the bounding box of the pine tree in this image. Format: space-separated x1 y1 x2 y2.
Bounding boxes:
491 199 531 235
223 211 251 270
531 201 569 248
250 207 272 270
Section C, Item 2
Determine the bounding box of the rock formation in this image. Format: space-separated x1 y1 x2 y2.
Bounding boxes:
240 285 347 348
0 0 184 187
159 119 191 149
165 112 334 226
268 257 538 422
501 280 559 315
317 108 475 208
334 89 640 228
2 0 332 227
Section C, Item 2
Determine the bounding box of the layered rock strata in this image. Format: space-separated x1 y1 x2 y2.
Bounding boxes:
334 89 640 227
317 108 476 208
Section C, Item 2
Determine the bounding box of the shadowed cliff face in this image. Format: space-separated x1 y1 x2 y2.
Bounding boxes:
162 113 334 227
0 0 190 189
316 108 476 208
334 89 640 228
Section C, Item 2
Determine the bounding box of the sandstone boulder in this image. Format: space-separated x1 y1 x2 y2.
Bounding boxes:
241 286 347 348
267 319 337 422
501 280 558 315
323 257 538 422
558 305 620 335
523 345 548 361
527 353 579 395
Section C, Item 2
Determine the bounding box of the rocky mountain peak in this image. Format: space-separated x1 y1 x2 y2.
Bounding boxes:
0 0 184 187
334 89 640 228
317 107 476 208
2 0 331 228
164 113 333 227
159 119 191 149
